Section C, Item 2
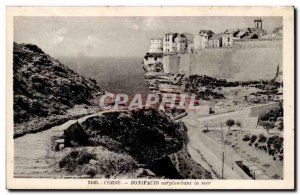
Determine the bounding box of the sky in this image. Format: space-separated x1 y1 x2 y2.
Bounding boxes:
14 16 282 58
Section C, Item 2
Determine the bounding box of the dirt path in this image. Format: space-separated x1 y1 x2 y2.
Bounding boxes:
14 111 108 178
14 119 77 178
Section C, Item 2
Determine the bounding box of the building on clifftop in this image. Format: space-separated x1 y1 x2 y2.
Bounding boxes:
149 38 163 53
208 34 222 48
221 33 234 47
193 30 214 50
174 34 187 53
163 33 178 53
183 33 194 53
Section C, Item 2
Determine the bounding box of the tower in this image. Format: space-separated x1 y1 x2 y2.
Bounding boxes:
254 18 263 29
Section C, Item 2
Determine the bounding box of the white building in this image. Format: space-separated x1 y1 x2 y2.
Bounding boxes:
149 38 163 53
163 33 178 53
174 34 187 53
221 34 234 47
183 33 194 53
193 30 214 50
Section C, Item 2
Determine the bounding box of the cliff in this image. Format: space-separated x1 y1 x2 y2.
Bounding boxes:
142 61 229 101
13 42 103 124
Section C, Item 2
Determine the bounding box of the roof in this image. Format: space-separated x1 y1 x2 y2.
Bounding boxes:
248 27 258 33
165 32 177 35
247 32 260 39
236 31 248 37
254 18 262 22
222 33 233 37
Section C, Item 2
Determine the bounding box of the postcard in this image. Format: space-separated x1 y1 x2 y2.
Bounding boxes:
6 6 294 190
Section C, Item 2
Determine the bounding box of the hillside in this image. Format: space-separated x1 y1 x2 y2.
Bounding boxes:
13 42 103 124
55 109 212 179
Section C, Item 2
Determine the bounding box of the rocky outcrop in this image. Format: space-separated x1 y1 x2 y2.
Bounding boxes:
142 60 229 100
143 62 185 93
13 42 103 124
57 109 212 179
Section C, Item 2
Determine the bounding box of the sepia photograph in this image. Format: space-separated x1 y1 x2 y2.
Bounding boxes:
6 6 295 190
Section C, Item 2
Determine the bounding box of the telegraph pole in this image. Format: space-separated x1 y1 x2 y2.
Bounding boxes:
221 123 225 179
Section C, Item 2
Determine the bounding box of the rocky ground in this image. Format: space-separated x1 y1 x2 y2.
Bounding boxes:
13 42 105 137
13 42 103 125
142 60 282 117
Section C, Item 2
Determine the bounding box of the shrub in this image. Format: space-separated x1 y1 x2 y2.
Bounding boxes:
258 146 262 150
261 121 275 133
59 149 97 172
268 148 275 156
70 150 80 158
77 151 96 165
236 121 241 130
25 44 44 53
84 165 98 178
273 143 283 153
258 134 267 143
59 155 77 172
225 119 235 131
250 135 257 143
242 135 250 142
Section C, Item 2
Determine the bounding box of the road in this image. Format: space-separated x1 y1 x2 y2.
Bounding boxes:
182 109 253 179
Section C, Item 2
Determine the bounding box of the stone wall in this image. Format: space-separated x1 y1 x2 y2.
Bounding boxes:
163 40 282 81
162 55 180 73
249 102 280 117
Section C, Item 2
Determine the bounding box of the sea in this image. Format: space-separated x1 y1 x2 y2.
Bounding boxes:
58 56 151 95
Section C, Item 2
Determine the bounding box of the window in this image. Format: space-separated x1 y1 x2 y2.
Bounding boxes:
228 37 230 42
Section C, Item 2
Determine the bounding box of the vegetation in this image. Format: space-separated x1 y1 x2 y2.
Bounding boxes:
250 135 257 144
261 121 275 133
59 149 97 172
59 147 139 178
236 121 242 131
242 135 250 142
225 119 235 132
242 134 283 162
258 106 283 132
